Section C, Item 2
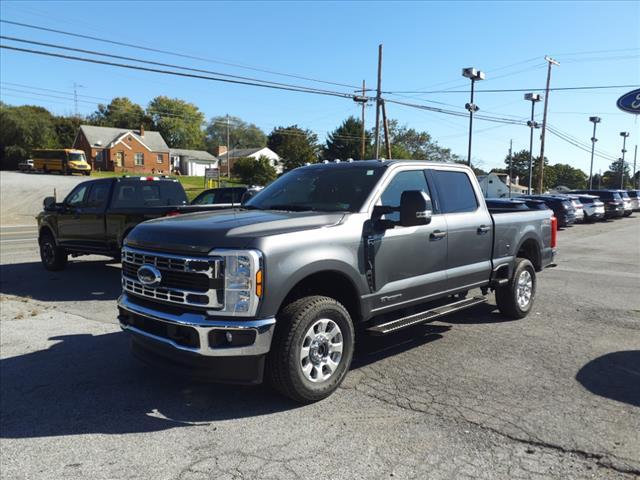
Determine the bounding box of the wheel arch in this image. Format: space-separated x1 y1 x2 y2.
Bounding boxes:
515 235 542 271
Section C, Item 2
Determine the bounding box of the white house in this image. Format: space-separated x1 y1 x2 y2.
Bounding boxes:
477 172 529 198
216 146 283 175
169 149 218 176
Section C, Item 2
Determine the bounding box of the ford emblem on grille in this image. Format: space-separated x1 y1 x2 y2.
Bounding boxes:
137 264 162 286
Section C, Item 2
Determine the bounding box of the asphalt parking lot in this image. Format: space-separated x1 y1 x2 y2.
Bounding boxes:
1 204 639 479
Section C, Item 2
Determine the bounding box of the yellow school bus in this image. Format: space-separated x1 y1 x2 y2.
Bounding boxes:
32 149 92 175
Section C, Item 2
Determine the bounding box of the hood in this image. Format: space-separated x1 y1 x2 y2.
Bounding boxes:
125 209 345 254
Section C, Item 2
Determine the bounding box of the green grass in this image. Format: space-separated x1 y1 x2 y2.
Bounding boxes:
90 171 244 201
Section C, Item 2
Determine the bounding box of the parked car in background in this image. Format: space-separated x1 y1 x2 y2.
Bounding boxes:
627 190 640 211
485 198 550 212
191 186 263 208
519 195 576 228
575 195 605 222
571 190 625 219
617 190 633 216
18 159 34 171
565 195 584 223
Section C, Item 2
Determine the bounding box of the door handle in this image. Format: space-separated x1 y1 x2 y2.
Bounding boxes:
477 225 491 234
430 230 447 240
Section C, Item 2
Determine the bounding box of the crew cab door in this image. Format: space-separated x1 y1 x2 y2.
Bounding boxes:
56 182 91 246
430 168 493 291
75 181 111 252
368 169 448 313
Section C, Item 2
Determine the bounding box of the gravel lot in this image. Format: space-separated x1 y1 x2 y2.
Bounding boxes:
0 173 639 479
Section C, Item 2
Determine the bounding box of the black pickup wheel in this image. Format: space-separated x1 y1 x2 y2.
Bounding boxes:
39 231 68 271
267 295 354 403
495 257 536 319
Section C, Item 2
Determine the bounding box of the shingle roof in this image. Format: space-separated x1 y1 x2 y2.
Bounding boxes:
170 149 218 162
79 125 169 152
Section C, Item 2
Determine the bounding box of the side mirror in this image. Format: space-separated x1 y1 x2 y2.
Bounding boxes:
400 190 432 227
241 190 257 205
43 197 56 210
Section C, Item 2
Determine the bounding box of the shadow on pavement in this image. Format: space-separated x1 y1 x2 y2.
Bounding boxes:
0 331 298 439
576 350 640 407
0 260 121 302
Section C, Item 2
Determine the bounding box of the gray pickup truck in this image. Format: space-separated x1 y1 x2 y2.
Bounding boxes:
118 160 556 402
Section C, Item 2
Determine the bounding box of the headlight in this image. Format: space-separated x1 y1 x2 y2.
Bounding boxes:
207 249 263 317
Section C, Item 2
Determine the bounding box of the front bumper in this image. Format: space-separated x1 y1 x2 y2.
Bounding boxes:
118 293 275 357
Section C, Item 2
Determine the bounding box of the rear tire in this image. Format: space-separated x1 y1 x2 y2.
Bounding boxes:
495 258 536 319
267 295 354 403
39 232 67 271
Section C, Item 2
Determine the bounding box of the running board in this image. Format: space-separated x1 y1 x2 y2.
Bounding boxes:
366 296 487 335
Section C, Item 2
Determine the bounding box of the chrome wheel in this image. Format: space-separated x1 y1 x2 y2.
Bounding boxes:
516 270 533 309
300 318 343 383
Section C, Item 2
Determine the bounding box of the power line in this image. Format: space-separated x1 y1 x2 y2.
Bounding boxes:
0 35 357 98
0 19 362 90
384 84 640 94
0 44 359 100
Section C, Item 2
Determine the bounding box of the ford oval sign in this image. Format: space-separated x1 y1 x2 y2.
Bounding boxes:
137 264 162 286
616 88 640 115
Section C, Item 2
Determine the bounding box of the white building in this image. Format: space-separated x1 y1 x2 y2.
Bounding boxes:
170 149 218 176
477 172 529 198
216 146 283 175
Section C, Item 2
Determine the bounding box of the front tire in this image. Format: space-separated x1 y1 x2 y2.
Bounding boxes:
495 258 536 319
39 232 68 271
267 295 354 403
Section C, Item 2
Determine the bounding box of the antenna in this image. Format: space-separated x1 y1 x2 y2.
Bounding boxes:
73 82 85 116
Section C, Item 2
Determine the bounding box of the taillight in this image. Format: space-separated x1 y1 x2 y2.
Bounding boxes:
164 210 180 217
550 216 557 249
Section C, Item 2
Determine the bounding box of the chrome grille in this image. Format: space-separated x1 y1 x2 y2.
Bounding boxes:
122 246 223 309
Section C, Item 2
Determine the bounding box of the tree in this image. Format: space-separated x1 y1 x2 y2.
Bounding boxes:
324 116 369 160
231 156 277 185
89 97 149 129
147 96 205 149
547 163 587 190
601 159 631 189
371 120 463 162
503 150 553 191
205 116 266 152
0 104 57 169
267 125 319 170
53 116 83 148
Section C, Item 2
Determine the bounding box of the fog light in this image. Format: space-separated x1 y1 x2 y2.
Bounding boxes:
225 331 233 343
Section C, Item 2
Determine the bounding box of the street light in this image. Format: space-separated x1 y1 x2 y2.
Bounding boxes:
524 93 542 194
462 67 485 166
588 116 601 189
620 131 630 188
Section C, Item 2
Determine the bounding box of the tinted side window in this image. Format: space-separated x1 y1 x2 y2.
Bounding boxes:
193 192 216 205
433 170 478 214
112 181 187 208
65 184 89 207
380 170 431 222
86 183 111 208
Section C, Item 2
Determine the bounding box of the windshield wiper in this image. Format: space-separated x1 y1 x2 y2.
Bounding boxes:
241 205 262 210
265 204 315 212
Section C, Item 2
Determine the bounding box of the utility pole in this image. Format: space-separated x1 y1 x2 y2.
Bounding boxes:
374 44 383 159
537 56 559 194
588 116 601 189
619 131 630 189
361 80 366 159
381 100 392 159
633 145 638 189
525 93 542 194
226 114 230 178
508 139 513 198
73 82 84 117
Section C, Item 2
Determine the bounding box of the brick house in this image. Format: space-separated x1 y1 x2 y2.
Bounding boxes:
73 125 170 173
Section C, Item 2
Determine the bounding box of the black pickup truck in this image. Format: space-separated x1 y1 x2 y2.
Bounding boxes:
118 160 557 403
37 176 217 270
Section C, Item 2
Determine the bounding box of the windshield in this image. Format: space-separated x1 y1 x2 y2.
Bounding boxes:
68 152 86 162
246 165 385 212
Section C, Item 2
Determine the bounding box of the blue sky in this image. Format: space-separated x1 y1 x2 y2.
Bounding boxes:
1 1 638 173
